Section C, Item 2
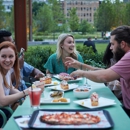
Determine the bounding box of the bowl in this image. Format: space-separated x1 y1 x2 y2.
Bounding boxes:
73 87 91 99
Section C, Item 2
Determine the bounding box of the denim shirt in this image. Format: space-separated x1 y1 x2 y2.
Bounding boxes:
18 62 34 91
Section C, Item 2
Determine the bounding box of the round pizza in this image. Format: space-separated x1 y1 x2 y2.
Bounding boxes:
40 112 100 125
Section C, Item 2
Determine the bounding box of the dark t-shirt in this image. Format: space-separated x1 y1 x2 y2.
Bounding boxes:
84 40 97 53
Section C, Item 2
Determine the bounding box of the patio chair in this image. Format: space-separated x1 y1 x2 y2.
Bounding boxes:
0 109 7 128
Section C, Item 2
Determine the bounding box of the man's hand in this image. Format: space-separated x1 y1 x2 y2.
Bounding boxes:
70 70 84 78
19 55 24 69
34 73 45 79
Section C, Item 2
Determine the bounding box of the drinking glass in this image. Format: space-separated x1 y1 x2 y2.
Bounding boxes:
113 80 120 90
29 88 41 109
83 77 91 87
33 81 44 93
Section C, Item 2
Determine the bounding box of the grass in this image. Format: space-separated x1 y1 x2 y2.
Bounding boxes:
28 43 108 54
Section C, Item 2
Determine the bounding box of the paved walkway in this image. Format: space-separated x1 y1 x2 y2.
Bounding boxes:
28 39 109 46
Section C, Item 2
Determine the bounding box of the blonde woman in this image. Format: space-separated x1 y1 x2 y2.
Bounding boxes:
44 33 83 74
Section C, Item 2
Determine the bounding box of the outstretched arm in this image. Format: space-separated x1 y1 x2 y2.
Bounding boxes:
69 68 120 83
65 57 102 71
30 68 45 79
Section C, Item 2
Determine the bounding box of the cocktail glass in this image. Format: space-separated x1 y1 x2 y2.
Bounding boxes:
29 88 41 109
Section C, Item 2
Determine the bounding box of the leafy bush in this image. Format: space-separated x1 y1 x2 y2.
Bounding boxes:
24 46 54 73
24 45 105 73
77 45 106 68
34 37 44 41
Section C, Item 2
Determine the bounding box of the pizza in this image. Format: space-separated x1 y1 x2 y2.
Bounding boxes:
40 112 100 125
59 73 74 81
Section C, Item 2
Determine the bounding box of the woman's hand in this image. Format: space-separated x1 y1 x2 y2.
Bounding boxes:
65 57 81 69
24 87 30 96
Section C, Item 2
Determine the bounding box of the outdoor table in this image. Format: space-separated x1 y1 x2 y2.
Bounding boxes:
3 78 130 130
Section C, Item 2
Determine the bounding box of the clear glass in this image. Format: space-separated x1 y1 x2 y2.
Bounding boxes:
33 81 44 94
83 77 91 87
29 88 41 109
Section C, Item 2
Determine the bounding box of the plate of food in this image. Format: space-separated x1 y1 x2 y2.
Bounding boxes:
40 98 70 104
48 81 78 92
53 73 82 82
28 109 114 129
44 81 60 87
49 91 64 99
73 97 116 109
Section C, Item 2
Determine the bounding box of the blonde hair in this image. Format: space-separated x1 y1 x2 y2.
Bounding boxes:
56 33 78 60
0 41 20 88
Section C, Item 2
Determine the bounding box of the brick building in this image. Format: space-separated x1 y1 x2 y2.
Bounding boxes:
63 0 99 23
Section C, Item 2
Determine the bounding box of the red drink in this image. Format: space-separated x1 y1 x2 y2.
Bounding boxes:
29 88 41 108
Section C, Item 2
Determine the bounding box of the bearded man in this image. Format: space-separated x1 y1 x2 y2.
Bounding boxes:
65 25 130 117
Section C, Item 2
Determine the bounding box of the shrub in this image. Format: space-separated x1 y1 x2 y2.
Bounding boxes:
24 46 54 73
24 45 105 73
34 37 44 41
77 45 106 68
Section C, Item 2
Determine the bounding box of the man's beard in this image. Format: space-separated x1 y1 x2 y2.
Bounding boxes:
113 46 125 62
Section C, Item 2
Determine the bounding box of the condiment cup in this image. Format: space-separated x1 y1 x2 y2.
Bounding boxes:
73 87 91 99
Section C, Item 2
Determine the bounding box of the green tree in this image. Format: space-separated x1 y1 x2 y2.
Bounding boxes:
34 4 53 32
79 20 95 34
94 0 114 33
32 1 45 16
79 20 90 34
68 8 79 32
112 0 126 26
48 0 66 32
0 0 6 29
124 3 130 25
5 6 14 32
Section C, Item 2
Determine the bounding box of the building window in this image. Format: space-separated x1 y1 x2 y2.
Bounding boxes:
94 7 96 11
7 6 10 9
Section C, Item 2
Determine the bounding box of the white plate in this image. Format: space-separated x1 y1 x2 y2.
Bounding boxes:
48 84 78 92
44 81 60 87
40 98 70 104
49 91 64 99
73 97 116 108
53 75 82 82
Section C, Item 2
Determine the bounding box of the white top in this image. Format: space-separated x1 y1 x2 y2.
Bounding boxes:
3 70 12 95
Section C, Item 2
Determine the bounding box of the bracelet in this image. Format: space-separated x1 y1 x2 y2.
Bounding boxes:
22 90 26 97
80 63 83 70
